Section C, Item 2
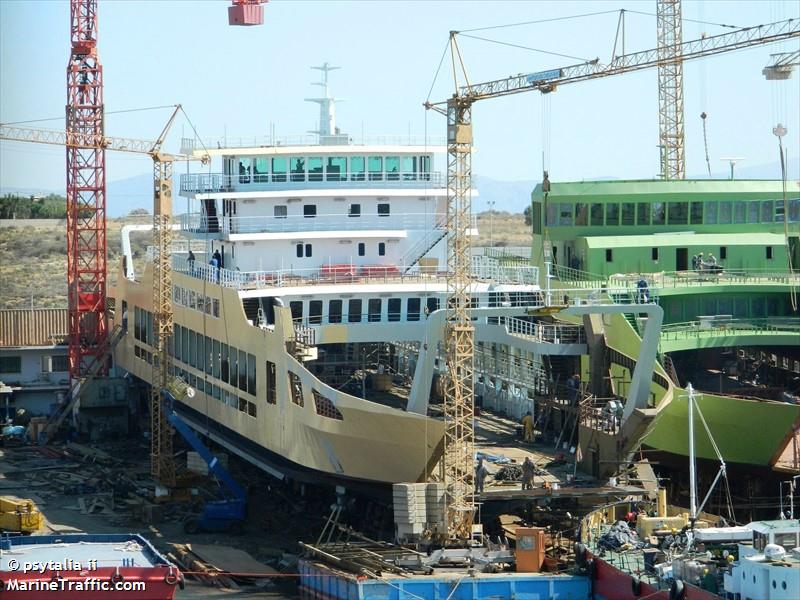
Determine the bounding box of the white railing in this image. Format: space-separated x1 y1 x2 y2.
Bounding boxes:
179 171 445 193
172 255 540 290
504 316 586 344
400 213 449 269
471 255 539 285
181 134 446 151
181 212 447 235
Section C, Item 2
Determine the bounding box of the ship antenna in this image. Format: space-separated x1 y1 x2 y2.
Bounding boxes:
305 62 344 142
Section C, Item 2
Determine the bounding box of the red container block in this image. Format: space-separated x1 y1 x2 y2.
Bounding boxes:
228 4 264 26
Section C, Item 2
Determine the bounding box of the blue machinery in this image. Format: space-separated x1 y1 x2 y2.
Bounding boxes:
162 390 247 533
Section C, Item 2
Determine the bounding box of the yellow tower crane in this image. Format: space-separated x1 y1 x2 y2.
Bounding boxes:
425 17 799 542
0 108 209 485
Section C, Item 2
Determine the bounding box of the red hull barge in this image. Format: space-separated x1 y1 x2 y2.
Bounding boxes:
0 533 183 600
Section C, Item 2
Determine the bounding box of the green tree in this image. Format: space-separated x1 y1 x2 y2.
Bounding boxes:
523 205 532 226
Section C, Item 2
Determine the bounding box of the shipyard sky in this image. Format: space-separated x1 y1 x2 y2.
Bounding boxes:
1 0 798 203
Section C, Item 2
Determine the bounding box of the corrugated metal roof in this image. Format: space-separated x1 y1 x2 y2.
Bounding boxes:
582 232 786 249
0 309 68 347
533 179 798 198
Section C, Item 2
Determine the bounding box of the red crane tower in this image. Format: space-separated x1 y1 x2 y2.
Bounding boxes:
66 0 107 380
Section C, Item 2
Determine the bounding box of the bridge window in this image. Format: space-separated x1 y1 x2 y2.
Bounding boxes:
420 155 431 178
368 299 382 322
350 156 365 181
402 156 417 180
304 204 317 218
378 242 386 256
238 157 251 183
719 201 732 224
734 201 746 224
789 199 800 222
652 202 665 225
348 299 362 323
358 242 365 256
606 203 619 226
558 203 573 226
637 203 650 225
575 203 588 226
309 300 323 324
388 298 401 321
266 360 276 404
254 158 269 182
329 300 342 323
290 157 305 182
271 157 287 182
546 203 557 226
761 200 774 223
621 203 635 225
668 202 688 225
748 201 760 223
705 201 718 224
690 202 703 224
386 156 400 180
368 156 383 181
349 203 361 217
407 297 421 321
590 203 604 226
326 156 346 181
308 157 323 182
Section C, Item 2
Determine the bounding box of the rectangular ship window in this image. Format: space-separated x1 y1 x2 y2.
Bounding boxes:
348 299 362 323
271 157 287 182
407 298 421 321
637 203 650 225
266 360 277 404
309 300 322 324
326 157 346 181
238 349 247 392
350 156 365 181
289 372 304 406
388 298 401 322
368 298 382 322
329 300 342 323
621 203 635 225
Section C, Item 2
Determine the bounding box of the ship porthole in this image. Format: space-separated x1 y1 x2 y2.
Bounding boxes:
772 580 777 589
782 581 787 590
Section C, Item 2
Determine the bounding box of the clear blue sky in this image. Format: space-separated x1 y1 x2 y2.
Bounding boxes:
1 0 798 194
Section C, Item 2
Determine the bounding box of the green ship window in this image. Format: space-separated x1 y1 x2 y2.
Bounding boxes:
402 156 417 180
668 202 687 225
690 202 703 224
254 158 269 182
386 156 400 180
590 203 603 226
719 201 732 224
574 202 587 226
308 157 323 182
271 157 287 182
606 203 619 226
290 157 305 182
766 246 773 259
559 203 573 226
546 203 557 226
775 199 785 221
749 201 760 223
605 249 613 262
734 201 747 224
652 247 659 261
637 203 650 225
652 202 665 225
350 156 365 181
761 200 773 223
326 156 346 181
705 202 718 224
368 156 383 181
789 198 800 222
621 203 635 225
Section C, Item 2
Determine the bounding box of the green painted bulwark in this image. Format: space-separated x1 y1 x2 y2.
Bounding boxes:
642 391 800 466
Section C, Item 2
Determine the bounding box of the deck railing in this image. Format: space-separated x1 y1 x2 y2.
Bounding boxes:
179 170 445 193
504 316 586 344
172 255 538 290
180 212 449 235
660 317 800 341
609 268 800 289
181 133 446 150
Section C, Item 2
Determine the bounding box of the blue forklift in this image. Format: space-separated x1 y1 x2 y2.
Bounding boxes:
162 388 247 534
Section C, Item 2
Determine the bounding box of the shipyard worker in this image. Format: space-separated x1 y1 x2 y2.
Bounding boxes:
566 373 580 405
187 250 196 275
213 249 222 269
122 308 129 332
475 458 489 494
521 411 534 442
696 252 704 272
691 254 699 270
521 457 535 490
636 277 649 303
209 254 219 283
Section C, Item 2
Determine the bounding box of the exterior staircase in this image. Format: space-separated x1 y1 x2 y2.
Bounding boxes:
40 324 126 443
401 215 447 273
